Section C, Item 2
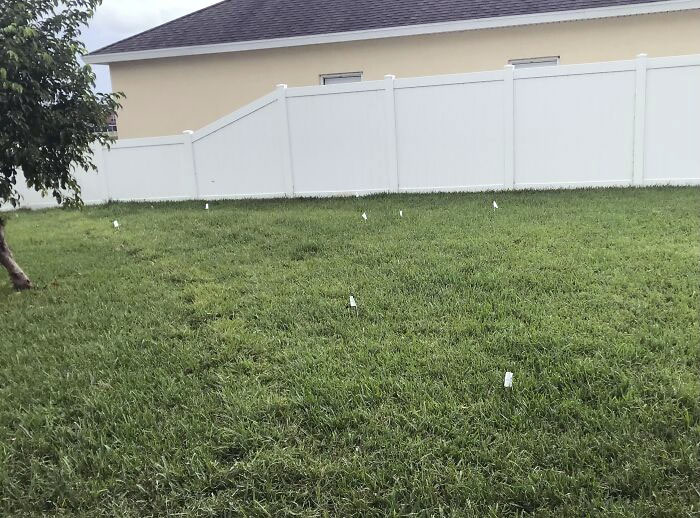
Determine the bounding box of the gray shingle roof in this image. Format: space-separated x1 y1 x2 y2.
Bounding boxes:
89 0 671 56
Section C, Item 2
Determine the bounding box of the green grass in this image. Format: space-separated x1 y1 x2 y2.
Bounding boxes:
1 187 699 517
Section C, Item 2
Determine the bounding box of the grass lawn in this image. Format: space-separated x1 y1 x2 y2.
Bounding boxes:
1 187 699 516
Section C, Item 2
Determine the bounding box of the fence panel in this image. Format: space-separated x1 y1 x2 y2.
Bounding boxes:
286 85 390 196
513 68 637 188
4 144 107 211
644 64 700 184
193 96 286 199
105 137 192 201
395 77 506 192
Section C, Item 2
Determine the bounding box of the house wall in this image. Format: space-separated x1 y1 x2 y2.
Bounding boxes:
110 10 700 138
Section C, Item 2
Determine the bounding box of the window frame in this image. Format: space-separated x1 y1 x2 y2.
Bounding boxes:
508 56 560 69
320 72 363 85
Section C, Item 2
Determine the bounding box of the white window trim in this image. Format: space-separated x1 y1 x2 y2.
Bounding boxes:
509 56 560 68
320 72 363 85
83 0 700 64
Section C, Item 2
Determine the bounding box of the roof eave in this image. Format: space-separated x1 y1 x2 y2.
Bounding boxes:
83 0 700 65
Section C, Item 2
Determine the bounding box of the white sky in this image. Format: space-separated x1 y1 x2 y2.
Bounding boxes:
82 0 222 92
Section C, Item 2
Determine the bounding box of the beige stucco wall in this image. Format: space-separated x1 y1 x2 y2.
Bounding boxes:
110 10 700 138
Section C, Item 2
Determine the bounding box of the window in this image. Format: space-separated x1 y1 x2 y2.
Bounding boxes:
106 113 118 133
320 72 362 85
508 56 560 69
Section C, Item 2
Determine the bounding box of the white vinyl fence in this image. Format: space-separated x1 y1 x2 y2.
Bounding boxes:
12 53 700 209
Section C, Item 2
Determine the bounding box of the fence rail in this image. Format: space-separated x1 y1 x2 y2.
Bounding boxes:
10 53 700 210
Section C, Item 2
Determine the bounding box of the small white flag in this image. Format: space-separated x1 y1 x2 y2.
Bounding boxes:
493 201 499 210
113 220 120 229
399 210 403 218
349 295 357 308
504 372 513 388
205 203 209 210
362 212 368 221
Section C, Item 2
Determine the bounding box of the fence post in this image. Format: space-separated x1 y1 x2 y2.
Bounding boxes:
277 84 295 197
503 64 516 190
182 130 199 199
633 53 648 187
384 74 400 193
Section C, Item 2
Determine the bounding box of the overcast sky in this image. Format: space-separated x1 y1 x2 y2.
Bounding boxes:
82 0 222 92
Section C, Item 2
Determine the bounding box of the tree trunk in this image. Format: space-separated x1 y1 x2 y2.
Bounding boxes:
0 218 32 291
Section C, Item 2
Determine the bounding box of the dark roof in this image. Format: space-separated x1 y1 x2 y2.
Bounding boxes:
90 0 671 56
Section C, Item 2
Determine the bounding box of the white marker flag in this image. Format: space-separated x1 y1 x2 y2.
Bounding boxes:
362 212 368 221
504 372 513 388
493 201 499 210
349 295 357 308
113 220 120 229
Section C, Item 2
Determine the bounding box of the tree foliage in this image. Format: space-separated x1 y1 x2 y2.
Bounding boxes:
0 0 122 209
